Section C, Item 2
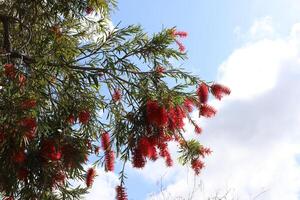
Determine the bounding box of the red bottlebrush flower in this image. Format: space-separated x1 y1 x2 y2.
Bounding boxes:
24 129 36 140
86 6 94 15
165 151 173 167
138 137 151 157
116 185 128 200
18 74 26 87
148 145 158 161
132 147 146 168
12 150 26 164
146 100 168 127
200 104 217 118
19 117 37 130
191 159 205 175
168 106 186 131
183 98 194 112
197 83 209 103
112 89 122 102
52 171 66 188
17 168 29 180
211 83 231 100
78 110 90 124
101 132 110 150
194 124 202 134
155 65 165 75
41 140 62 161
158 142 168 157
4 63 16 78
175 39 186 53
84 153 89 163
171 30 188 38
49 151 62 161
67 114 76 124
160 131 172 142
199 146 212 158
21 99 36 110
105 150 115 171
86 168 96 187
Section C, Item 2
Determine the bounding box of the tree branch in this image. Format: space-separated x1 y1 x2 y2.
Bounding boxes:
0 15 11 52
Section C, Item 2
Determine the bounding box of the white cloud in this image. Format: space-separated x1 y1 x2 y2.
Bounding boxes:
249 16 275 39
147 18 300 200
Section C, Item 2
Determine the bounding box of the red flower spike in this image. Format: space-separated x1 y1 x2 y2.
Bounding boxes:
17 168 29 180
191 159 205 175
101 132 110 150
171 30 188 38
148 145 158 161
24 129 36 140
84 153 89 163
19 117 37 140
165 151 173 167
155 65 165 75
67 114 76 124
116 185 128 200
19 117 37 130
168 106 186 131
158 142 168 157
175 40 185 53
41 140 62 161
197 83 209 103
199 146 212 157
146 100 168 127
183 98 194 112
86 6 94 15
211 83 231 100
4 63 16 78
49 151 62 161
112 89 122 102
18 74 26 87
132 147 146 168
105 150 115 171
138 137 151 157
200 104 217 118
12 150 26 164
21 99 37 110
79 110 91 124
86 168 96 187
194 124 202 134
52 171 66 188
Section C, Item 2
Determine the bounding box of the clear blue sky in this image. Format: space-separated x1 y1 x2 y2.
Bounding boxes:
108 1 300 199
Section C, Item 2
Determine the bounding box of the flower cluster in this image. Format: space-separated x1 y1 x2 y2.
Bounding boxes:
101 132 115 171
128 81 230 176
170 29 188 53
116 185 128 200
86 168 96 187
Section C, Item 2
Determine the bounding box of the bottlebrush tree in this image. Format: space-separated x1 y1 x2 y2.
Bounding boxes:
0 1 230 200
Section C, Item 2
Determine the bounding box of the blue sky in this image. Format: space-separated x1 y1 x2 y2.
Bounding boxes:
112 0 300 80
85 1 300 199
